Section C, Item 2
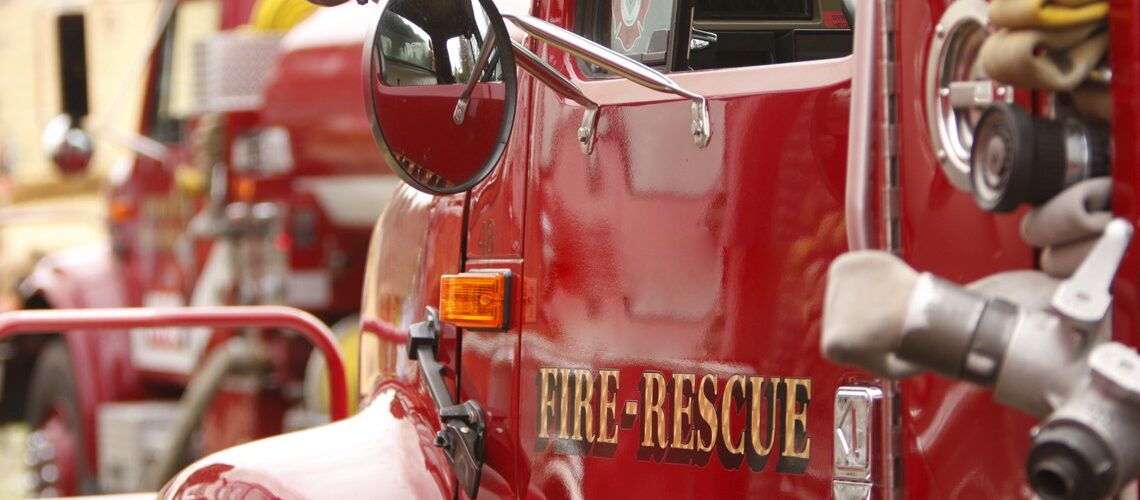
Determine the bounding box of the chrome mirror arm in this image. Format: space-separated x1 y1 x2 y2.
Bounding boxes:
453 30 499 125
502 12 711 148
510 41 600 154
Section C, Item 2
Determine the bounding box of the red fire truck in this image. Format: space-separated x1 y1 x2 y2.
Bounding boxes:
8 0 1137 498
0 0 391 495
149 0 1138 498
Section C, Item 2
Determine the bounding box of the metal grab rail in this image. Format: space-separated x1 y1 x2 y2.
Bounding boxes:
503 12 712 148
0 305 349 421
845 0 879 251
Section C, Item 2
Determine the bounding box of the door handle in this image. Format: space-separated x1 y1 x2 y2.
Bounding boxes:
407 307 486 498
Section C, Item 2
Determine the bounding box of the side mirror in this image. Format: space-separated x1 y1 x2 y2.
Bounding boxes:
364 0 517 195
42 114 94 176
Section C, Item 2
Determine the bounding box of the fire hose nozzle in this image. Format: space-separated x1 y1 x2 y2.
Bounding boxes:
1027 343 1140 500
823 220 1139 500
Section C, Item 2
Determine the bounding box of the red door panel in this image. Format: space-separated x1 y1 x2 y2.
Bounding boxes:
1111 0 1140 351
516 13 854 497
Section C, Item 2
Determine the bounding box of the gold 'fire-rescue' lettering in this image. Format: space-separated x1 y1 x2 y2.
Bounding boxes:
535 367 812 473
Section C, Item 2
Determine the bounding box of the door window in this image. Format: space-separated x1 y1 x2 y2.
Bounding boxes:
148 0 220 143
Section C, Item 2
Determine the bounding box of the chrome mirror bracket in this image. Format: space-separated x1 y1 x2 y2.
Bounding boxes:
503 12 712 149
511 40 602 154
690 97 711 148
453 31 499 126
579 105 600 154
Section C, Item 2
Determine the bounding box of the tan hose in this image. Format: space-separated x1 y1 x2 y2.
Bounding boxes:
980 23 1108 92
1041 236 1099 277
990 0 1108 29
144 338 269 490
1021 178 1113 278
1073 83 1112 122
1021 177 1112 248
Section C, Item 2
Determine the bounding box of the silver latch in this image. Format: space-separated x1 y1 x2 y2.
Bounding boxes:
834 386 881 481
833 385 882 499
1052 218 1134 329
690 97 711 149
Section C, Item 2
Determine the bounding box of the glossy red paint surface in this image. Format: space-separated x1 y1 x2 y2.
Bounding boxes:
162 389 450 499
373 83 508 185
1111 0 1140 351
894 1 1039 498
457 63 535 500
355 183 468 496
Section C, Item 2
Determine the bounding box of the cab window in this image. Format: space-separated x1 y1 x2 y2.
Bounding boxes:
576 0 854 73
378 0 497 86
148 0 220 143
379 12 438 85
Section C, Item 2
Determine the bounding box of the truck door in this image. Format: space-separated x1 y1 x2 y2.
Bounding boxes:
516 0 860 496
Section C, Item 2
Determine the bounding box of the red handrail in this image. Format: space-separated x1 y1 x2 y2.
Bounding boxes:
0 306 349 421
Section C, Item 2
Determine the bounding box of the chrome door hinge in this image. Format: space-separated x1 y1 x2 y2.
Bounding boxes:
879 0 901 255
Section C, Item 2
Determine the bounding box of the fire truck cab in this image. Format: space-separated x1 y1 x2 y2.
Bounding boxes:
157 0 1140 498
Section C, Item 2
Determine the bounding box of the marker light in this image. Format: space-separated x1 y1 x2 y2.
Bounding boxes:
439 271 511 330
108 197 137 224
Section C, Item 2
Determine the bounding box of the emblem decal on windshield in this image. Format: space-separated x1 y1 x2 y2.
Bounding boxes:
613 0 650 51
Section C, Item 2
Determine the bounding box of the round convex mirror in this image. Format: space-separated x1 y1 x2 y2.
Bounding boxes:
365 0 517 195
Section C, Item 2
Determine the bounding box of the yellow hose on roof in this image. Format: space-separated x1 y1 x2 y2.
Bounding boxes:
249 0 317 32
989 0 1108 29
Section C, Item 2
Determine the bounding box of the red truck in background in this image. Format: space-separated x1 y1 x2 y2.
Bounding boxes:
0 0 392 495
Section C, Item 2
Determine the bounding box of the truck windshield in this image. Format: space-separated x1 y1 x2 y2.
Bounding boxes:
149 0 220 143
576 0 853 72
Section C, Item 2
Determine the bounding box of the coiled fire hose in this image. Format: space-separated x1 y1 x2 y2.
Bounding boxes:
981 0 1109 120
980 24 1107 92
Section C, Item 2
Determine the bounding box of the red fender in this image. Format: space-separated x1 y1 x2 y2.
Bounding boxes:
160 387 450 499
19 240 148 477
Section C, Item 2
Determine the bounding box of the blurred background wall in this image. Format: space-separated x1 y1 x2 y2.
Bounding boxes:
0 0 159 190
0 0 162 308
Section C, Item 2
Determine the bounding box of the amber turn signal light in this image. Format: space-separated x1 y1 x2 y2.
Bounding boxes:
439 270 511 330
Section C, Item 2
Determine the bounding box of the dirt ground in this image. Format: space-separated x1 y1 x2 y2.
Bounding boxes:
0 423 28 498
